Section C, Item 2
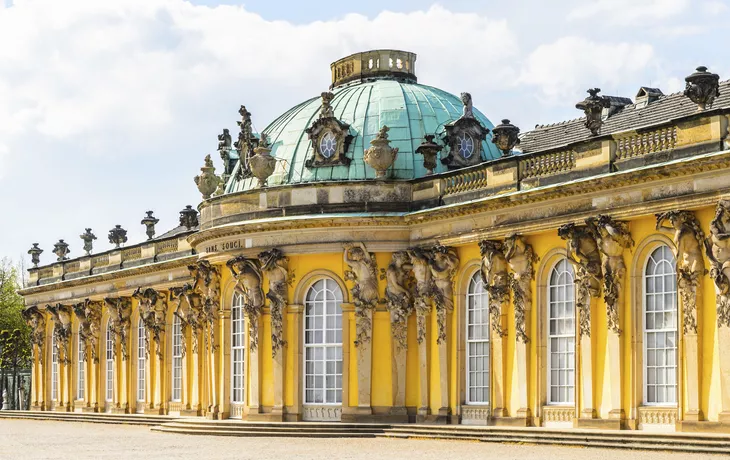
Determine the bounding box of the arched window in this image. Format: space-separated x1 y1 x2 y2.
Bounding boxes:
304 278 343 405
105 322 114 402
171 315 183 402
51 334 58 402
137 318 145 403
77 333 85 400
466 271 490 404
231 292 245 406
547 258 575 405
644 245 677 405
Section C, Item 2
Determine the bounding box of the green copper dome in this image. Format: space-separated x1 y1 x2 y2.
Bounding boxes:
226 51 499 193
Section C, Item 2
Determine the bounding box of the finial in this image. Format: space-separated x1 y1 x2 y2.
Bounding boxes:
28 243 43 267
684 66 720 110
491 119 520 157
576 88 610 136
179 205 199 230
79 228 97 256
140 211 160 240
108 225 128 249
52 240 70 262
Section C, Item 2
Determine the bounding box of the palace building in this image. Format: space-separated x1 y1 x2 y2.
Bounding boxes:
19 50 730 432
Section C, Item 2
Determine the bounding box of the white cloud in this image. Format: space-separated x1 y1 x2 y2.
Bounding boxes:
568 0 689 25
518 36 655 103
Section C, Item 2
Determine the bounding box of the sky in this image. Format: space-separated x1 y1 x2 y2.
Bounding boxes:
1 0 729 268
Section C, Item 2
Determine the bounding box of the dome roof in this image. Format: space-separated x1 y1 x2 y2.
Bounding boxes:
226 52 500 193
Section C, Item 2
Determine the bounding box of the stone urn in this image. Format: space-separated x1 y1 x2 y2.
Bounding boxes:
249 134 276 188
415 134 442 175
364 125 399 179
194 154 220 200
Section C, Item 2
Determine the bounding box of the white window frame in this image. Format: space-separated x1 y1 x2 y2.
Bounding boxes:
643 245 678 406
76 333 85 400
137 318 146 403
231 292 246 405
105 322 114 402
51 334 58 402
171 315 183 402
465 271 490 405
547 258 576 405
303 278 343 406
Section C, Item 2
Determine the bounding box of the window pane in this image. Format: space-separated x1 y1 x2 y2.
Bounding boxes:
466 272 490 405
547 259 575 404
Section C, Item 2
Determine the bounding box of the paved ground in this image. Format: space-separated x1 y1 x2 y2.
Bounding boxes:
0 419 725 460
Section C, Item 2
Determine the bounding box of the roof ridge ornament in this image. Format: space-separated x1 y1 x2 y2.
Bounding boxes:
416 135 443 175
575 88 611 136
249 133 276 188
52 240 70 262
108 225 128 249
194 154 221 200
79 228 97 256
28 243 43 267
364 125 399 179
684 66 720 111
179 205 199 230
491 119 520 157
141 211 159 240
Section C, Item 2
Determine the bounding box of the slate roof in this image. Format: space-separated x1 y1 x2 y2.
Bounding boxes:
519 80 730 154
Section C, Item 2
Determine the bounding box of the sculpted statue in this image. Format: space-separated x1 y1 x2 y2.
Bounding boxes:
479 240 509 338
73 300 102 363
258 249 290 357
407 247 435 344
344 243 379 347
46 304 72 364
461 92 474 118
586 215 633 334
504 234 539 343
104 297 132 360
227 256 265 351
429 244 460 344
706 200 730 328
22 306 46 362
558 223 602 337
321 92 335 119
132 288 167 359
170 283 204 355
189 260 221 350
217 128 232 152
657 211 706 334
384 251 414 351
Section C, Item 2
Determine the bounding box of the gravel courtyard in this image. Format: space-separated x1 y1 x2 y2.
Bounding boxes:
0 419 724 460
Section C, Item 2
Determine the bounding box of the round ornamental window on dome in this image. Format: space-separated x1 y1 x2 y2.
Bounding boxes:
457 132 475 159
319 131 337 158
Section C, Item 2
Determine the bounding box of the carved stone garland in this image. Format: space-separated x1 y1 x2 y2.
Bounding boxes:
479 240 508 338
227 256 265 351
586 215 633 335
383 251 414 351
344 243 379 347
504 234 539 343
258 249 290 357
428 245 460 344
656 211 706 334
706 200 730 328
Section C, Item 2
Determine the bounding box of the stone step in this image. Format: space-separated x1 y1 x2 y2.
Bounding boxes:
376 432 730 454
0 411 177 426
151 426 378 438
160 421 386 430
160 423 383 432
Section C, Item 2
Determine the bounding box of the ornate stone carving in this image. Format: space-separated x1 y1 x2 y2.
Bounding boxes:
705 200 730 328
46 304 72 364
132 288 167 359
179 205 199 230
218 128 232 153
218 128 235 189
363 125 399 179
22 306 46 362
103 297 132 360
107 225 128 249
684 66 720 110
79 229 96 256
305 92 353 168
586 215 633 335
415 135 442 175
258 249 289 357
657 211 706 334
638 406 678 425
27 243 43 268
141 211 159 240
194 154 220 200
234 105 256 180
429 244 460 344
249 133 276 188
558 223 602 337
188 260 220 352
344 243 379 347
169 284 202 356
407 247 435 344
504 234 539 343
575 88 610 136
543 406 575 423
479 240 508 338
227 256 265 351
383 251 413 351
442 93 490 170
491 119 520 157
52 239 70 262
73 300 102 363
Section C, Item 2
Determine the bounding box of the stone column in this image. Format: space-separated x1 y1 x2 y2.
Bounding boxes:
355 308 373 416
577 274 595 419
216 310 227 419
719 324 730 422
271 309 286 418
247 315 261 415
416 302 430 420
289 304 303 421
155 339 164 413
190 331 201 415
383 251 411 420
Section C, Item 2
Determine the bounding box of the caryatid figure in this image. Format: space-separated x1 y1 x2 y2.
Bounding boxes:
103 298 132 360
384 251 414 351
258 248 289 357
479 240 509 338
657 211 706 334
22 306 46 361
706 200 730 327
227 256 265 351
343 242 379 347
407 247 434 344
503 234 539 343
46 304 73 364
558 223 602 337
585 215 633 334
428 244 460 344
